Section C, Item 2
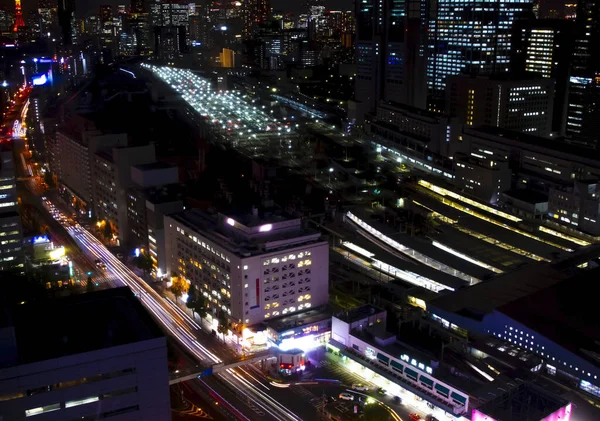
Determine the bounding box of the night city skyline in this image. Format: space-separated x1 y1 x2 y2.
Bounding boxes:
0 0 599 421
2 0 354 16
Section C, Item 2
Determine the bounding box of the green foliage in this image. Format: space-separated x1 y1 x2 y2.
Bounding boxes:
217 309 229 337
134 253 153 274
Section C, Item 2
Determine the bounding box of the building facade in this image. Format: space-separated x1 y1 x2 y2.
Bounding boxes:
0 288 170 421
351 0 428 124
511 19 574 134
0 148 23 272
427 0 533 112
92 144 156 246
164 210 329 326
446 74 554 138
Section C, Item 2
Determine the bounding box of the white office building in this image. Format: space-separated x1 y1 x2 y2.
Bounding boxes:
164 209 329 326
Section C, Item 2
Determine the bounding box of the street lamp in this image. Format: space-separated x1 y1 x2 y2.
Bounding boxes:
328 168 334 185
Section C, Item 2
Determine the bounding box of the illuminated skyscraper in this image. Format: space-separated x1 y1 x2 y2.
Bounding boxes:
426 0 533 112
564 0 600 147
511 19 574 134
352 0 428 123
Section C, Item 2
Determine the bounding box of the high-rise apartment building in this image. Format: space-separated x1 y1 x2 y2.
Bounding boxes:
427 0 533 112
0 147 23 273
164 210 329 326
446 74 554 138
351 0 428 124
511 19 574 134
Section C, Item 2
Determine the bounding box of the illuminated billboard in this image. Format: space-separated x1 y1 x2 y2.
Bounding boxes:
32 73 48 86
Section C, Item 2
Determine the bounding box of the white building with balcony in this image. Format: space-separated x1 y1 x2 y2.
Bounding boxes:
164 209 329 326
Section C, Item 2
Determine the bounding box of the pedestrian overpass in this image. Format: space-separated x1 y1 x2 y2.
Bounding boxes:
169 349 275 385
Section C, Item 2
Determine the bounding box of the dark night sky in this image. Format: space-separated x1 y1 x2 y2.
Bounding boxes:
3 0 353 17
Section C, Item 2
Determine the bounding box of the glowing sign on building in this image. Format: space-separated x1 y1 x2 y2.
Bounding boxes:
32 235 50 244
32 74 48 86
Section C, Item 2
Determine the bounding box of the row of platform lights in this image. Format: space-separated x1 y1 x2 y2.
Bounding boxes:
418 180 586 250
346 211 480 285
410 200 550 262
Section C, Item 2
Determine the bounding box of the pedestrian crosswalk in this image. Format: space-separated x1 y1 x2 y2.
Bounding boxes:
290 385 317 399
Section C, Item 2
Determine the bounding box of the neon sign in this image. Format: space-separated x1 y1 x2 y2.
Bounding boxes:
32 235 50 244
32 74 47 86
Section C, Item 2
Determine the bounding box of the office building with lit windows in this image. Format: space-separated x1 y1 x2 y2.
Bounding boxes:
351 0 427 124
427 0 532 112
92 144 156 246
446 74 554 138
164 209 329 326
0 287 170 421
511 19 574 134
0 148 23 272
565 0 600 147
458 125 600 233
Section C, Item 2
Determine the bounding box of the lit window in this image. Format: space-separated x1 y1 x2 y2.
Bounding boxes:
26 403 60 417
65 396 99 408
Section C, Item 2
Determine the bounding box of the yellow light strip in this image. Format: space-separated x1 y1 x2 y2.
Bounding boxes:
416 183 573 253
452 225 551 262
412 201 550 262
418 180 522 222
539 226 590 247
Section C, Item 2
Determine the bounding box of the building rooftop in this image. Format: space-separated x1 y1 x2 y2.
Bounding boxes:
429 262 565 317
144 184 182 205
1 287 164 368
350 326 484 394
263 307 332 333
503 189 548 204
466 125 600 164
474 382 570 421
498 267 600 366
169 209 324 258
430 245 600 317
134 161 175 171
335 305 386 324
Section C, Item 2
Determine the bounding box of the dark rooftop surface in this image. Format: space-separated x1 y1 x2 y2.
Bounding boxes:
428 262 568 316
467 126 600 163
134 161 175 171
335 304 386 324
263 307 331 333
7 287 163 367
498 267 600 364
475 382 569 421
503 189 548 204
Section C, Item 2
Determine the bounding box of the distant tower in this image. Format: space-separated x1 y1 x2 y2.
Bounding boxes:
12 0 25 32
